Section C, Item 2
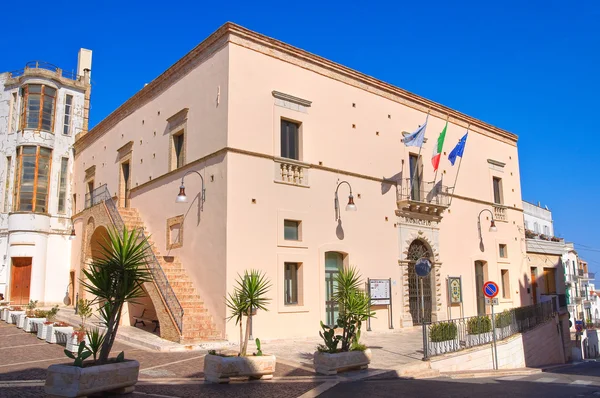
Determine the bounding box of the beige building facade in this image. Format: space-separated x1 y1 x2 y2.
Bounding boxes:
71 23 528 343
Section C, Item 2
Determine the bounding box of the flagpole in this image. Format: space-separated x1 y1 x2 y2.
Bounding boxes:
409 110 430 200
432 115 449 185
449 123 470 207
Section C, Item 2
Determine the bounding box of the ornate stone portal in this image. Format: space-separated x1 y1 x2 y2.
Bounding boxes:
397 210 444 327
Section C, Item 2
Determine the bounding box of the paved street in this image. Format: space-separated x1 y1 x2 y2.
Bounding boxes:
3 319 600 397
323 362 600 398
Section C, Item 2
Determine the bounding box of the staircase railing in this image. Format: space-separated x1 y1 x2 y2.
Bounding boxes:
89 184 184 334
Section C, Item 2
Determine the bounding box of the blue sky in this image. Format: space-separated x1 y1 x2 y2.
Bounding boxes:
2 1 599 274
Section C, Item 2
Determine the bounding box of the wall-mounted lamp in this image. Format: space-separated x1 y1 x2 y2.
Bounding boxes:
334 181 357 221
477 208 497 251
176 170 206 206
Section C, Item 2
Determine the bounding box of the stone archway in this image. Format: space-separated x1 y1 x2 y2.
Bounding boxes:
75 204 180 342
399 231 443 326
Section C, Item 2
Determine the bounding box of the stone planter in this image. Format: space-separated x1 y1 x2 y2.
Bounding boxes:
313 349 372 375
1 308 10 321
495 326 512 340
8 310 25 324
204 354 276 383
16 313 27 329
45 360 140 397
66 334 90 353
38 323 52 339
24 317 46 332
466 332 493 347
429 339 459 356
47 326 74 344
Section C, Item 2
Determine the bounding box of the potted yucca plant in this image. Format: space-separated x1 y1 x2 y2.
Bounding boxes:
314 266 375 375
45 227 152 397
204 269 274 383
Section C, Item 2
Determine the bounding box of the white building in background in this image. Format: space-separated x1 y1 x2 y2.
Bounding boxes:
0 50 92 305
523 200 554 236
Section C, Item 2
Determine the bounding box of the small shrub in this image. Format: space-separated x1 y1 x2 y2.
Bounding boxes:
255 338 263 356
64 342 91 368
467 316 492 334
33 309 48 318
430 321 458 342
47 305 60 322
495 310 512 328
26 300 38 316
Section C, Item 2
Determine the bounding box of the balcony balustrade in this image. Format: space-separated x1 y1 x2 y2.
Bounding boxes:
396 178 450 216
274 158 310 187
493 205 507 222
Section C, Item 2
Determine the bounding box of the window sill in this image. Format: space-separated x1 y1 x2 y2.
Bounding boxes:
279 304 309 314
278 242 308 249
498 259 510 264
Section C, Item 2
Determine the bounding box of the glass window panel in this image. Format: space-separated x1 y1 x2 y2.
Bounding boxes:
284 262 299 305
58 158 68 214
22 146 36 155
44 86 56 96
28 85 42 93
284 220 299 241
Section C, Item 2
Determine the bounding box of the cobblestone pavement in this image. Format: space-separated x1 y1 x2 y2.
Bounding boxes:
0 321 326 397
0 320 427 397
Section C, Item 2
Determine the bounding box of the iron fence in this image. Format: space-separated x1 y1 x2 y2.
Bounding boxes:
88 185 184 334
8 61 82 81
397 178 450 207
425 301 554 358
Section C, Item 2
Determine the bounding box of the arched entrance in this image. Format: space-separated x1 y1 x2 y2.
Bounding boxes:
85 224 159 335
407 239 433 325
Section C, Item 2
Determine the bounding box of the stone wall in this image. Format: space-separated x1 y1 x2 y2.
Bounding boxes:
430 316 566 372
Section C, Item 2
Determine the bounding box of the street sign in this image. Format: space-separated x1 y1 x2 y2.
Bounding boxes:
483 281 499 299
575 320 583 332
485 298 499 305
369 279 391 305
415 258 432 277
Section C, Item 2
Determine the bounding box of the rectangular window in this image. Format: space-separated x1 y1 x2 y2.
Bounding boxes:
492 177 503 204
284 220 300 241
9 93 18 133
501 269 510 299
4 156 11 212
173 132 184 169
284 262 299 305
15 146 52 212
544 267 557 294
63 94 73 135
499 244 507 258
58 158 69 214
281 120 299 160
22 84 57 132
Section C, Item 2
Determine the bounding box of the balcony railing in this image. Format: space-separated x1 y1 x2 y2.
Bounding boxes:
8 61 82 81
585 272 595 280
493 205 507 222
578 269 585 278
580 290 588 299
274 157 309 187
85 184 112 209
397 178 450 207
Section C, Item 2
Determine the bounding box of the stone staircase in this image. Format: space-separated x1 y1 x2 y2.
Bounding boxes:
117 207 221 343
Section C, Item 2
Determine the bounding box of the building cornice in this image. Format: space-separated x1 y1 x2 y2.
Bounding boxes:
75 23 518 154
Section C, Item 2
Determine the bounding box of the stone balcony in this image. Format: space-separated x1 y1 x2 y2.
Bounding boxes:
396 178 449 218
274 157 310 187
493 204 508 222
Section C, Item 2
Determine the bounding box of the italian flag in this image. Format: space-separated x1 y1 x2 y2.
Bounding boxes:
431 121 447 171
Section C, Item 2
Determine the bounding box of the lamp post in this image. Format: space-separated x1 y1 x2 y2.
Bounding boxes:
175 170 206 205
477 208 497 251
69 219 76 240
334 181 357 221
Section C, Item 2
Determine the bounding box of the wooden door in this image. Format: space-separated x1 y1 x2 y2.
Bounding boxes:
531 267 538 305
10 258 32 305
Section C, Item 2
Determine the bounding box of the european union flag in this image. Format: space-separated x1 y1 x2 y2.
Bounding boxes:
448 133 468 166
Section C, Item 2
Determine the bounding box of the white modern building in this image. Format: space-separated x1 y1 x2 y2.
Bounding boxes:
523 200 553 236
0 50 92 305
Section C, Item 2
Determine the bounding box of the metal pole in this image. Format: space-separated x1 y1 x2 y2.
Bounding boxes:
74 292 79 315
491 302 499 370
389 278 394 329
421 277 428 359
416 277 420 324
367 278 372 332
448 124 469 207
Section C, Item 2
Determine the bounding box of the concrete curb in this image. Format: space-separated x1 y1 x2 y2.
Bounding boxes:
440 367 542 379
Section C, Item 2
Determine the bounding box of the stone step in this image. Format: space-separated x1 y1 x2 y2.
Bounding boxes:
169 281 194 287
182 330 223 340
171 287 197 295
177 294 204 301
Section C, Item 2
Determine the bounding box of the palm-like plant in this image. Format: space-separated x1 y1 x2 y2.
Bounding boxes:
81 227 152 364
321 266 374 352
225 270 271 356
